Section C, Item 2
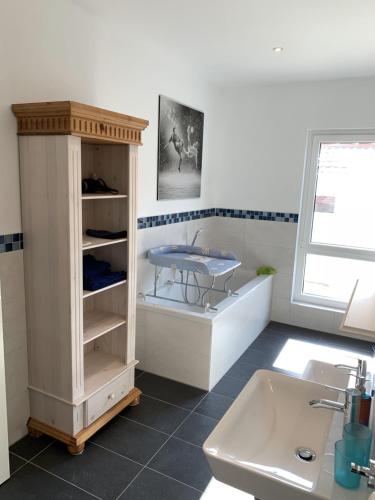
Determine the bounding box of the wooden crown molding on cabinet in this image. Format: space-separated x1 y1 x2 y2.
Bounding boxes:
12 101 149 145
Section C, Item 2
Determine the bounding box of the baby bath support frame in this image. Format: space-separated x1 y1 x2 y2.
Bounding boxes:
146 245 242 311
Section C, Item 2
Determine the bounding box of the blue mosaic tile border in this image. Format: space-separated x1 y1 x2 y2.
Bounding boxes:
137 208 216 229
0 210 298 252
137 208 298 229
0 233 23 253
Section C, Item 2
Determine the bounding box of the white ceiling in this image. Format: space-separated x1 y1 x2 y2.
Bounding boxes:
83 0 375 85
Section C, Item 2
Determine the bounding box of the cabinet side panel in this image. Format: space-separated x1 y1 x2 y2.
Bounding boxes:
68 136 84 400
19 136 82 401
126 145 138 363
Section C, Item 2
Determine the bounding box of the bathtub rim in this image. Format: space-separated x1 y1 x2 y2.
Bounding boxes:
137 274 273 325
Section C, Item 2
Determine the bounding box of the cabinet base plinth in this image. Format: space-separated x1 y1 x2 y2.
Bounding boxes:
28 428 43 438
129 395 141 407
27 387 141 455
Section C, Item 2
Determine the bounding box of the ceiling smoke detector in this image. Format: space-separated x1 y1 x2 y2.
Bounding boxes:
273 47 284 53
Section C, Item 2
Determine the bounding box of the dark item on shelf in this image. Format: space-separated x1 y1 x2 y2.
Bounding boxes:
83 254 127 291
82 177 119 195
86 229 127 240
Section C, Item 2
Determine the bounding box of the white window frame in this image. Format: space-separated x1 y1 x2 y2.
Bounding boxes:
293 129 375 310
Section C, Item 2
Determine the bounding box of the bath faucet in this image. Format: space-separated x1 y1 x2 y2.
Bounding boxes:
309 387 362 428
191 228 204 246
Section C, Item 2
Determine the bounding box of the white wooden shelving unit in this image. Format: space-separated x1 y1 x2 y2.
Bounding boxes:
12 101 148 454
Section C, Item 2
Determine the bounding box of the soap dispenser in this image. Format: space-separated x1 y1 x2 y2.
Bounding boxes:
356 360 372 426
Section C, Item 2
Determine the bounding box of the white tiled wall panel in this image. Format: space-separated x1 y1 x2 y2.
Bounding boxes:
137 217 345 337
0 250 29 444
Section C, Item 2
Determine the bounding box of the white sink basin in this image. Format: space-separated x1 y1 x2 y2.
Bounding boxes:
302 360 351 389
204 369 340 500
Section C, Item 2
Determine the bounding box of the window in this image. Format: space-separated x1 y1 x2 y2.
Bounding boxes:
293 130 375 310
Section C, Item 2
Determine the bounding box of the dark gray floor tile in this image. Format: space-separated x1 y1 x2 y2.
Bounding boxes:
121 394 189 434
137 373 206 410
9 453 26 475
239 347 279 367
9 434 54 460
226 360 259 382
135 368 144 379
90 416 167 464
317 333 374 355
195 392 233 420
149 438 212 491
249 333 288 354
211 375 247 399
0 463 93 499
33 441 141 500
119 467 201 500
175 412 218 447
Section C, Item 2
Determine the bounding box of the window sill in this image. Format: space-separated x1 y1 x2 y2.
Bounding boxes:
291 299 345 315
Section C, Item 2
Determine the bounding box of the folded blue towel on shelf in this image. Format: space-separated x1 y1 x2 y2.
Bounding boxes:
83 254 111 278
83 254 126 291
86 229 127 240
83 270 126 291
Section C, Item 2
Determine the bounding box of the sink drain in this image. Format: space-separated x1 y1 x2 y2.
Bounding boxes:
295 447 316 462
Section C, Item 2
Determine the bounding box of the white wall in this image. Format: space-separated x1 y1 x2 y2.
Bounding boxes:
0 0 215 443
0 0 215 236
210 77 375 334
211 77 375 211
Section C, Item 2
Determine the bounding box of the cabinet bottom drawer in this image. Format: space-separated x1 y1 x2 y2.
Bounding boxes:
84 369 134 426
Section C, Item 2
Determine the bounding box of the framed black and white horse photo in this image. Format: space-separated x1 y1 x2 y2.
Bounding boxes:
157 95 204 200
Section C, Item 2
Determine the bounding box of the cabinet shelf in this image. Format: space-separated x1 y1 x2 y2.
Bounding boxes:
83 310 126 345
83 280 127 299
82 193 127 200
84 350 127 399
82 235 127 250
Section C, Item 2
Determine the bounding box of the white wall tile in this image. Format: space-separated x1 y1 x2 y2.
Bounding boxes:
271 296 291 324
243 243 295 275
272 272 293 301
6 390 29 445
331 311 345 335
290 303 334 333
245 219 297 249
0 250 29 445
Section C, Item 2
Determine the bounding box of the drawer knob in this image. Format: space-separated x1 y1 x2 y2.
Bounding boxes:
108 393 115 400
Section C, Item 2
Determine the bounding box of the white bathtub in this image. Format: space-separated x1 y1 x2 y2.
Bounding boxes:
136 270 273 390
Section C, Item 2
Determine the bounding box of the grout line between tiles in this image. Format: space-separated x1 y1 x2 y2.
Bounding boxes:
87 441 144 467
8 454 28 476
172 435 210 450
135 371 145 381
134 392 201 411
31 462 102 499
90 437 203 493
117 415 171 436
10 442 102 499
114 391 209 499
27 440 56 461
145 466 203 493
9 439 55 465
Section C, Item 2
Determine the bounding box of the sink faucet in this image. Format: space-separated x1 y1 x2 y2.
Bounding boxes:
309 388 362 428
351 459 375 489
335 358 367 384
335 358 368 395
